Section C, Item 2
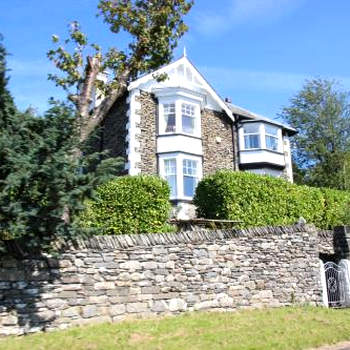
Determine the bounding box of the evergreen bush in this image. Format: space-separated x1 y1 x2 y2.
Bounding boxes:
80 175 172 235
194 170 350 229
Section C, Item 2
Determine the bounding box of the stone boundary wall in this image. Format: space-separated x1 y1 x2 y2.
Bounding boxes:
318 230 334 255
0 224 322 336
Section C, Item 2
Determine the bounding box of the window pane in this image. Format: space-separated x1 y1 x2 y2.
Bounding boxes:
182 116 194 134
182 103 195 134
165 115 176 132
266 136 278 151
243 123 259 134
265 124 278 136
166 175 177 197
183 159 198 197
244 135 260 149
184 176 197 197
164 159 177 197
164 104 175 133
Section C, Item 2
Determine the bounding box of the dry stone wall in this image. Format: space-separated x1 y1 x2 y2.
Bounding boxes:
0 224 322 335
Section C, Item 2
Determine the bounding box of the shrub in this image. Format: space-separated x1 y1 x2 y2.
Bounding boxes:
194 170 350 229
80 175 172 235
320 187 350 228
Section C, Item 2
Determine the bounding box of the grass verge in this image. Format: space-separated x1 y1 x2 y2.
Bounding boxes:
1 306 350 350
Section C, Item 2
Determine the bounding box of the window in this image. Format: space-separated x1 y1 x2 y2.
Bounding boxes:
159 99 200 136
163 103 176 133
161 155 202 200
182 103 195 134
265 125 279 151
164 159 177 197
183 159 198 197
243 123 260 149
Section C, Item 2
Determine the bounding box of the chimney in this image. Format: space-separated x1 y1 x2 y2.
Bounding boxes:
225 97 232 103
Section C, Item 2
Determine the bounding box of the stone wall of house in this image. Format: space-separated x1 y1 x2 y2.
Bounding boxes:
136 91 158 175
0 224 322 336
201 109 235 176
100 93 129 170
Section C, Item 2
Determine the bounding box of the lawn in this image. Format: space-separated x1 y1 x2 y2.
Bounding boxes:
1 307 350 350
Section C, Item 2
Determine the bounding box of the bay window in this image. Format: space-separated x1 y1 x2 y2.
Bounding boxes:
241 122 281 152
159 98 200 137
159 154 202 200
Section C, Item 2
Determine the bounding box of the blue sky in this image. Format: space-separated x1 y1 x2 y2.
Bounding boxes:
2 0 350 121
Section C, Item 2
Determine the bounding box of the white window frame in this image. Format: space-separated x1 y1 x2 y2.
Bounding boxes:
159 153 202 200
158 96 201 138
264 124 280 152
243 123 262 150
240 122 282 152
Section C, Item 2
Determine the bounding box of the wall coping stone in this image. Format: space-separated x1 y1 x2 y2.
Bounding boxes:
58 224 317 252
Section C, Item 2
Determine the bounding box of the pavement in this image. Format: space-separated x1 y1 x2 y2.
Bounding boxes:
311 342 350 350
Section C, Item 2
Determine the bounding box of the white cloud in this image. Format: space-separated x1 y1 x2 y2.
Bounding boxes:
194 0 305 36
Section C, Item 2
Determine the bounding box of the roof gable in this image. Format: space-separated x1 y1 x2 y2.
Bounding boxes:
128 56 234 119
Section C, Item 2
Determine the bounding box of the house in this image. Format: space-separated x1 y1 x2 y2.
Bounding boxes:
98 52 297 219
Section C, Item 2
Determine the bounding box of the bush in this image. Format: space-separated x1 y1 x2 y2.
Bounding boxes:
80 175 172 235
193 170 350 229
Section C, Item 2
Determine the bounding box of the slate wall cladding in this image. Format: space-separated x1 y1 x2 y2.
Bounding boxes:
100 93 129 165
136 91 158 175
201 108 235 176
0 224 323 336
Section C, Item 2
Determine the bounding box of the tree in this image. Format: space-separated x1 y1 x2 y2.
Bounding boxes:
47 0 193 145
281 78 350 190
0 34 16 123
0 36 122 255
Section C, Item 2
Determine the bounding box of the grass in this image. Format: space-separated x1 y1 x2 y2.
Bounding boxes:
1 307 350 350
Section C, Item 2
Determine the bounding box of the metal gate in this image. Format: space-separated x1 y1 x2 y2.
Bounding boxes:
324 262 347 308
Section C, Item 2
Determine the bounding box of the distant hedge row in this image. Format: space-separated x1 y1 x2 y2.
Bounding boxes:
80 175 172 235
193 171 350 229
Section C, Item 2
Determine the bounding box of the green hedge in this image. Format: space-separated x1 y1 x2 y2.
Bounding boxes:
193 170 350 229
80 175 172 235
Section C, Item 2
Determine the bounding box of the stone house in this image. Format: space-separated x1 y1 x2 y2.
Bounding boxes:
97 53 296 218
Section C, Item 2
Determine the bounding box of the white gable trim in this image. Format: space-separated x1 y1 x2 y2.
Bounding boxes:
128 56 235 122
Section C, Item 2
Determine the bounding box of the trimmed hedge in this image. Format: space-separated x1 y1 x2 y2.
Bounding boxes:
193 170 350 229
80 175 172 235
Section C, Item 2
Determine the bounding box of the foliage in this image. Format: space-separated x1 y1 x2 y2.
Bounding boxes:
3 307 350 350
193 170 350 229
47 0 194 144
80 175 172 235
0 100 123 254
281 78 350 190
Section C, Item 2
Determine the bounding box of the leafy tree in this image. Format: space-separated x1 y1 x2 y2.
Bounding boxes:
47 0 193 144
0 37 122 255
281 78 350 189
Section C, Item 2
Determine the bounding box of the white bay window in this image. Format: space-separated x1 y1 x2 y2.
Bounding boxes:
159 98 200 137
159 153 202 200
241 122 282 152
